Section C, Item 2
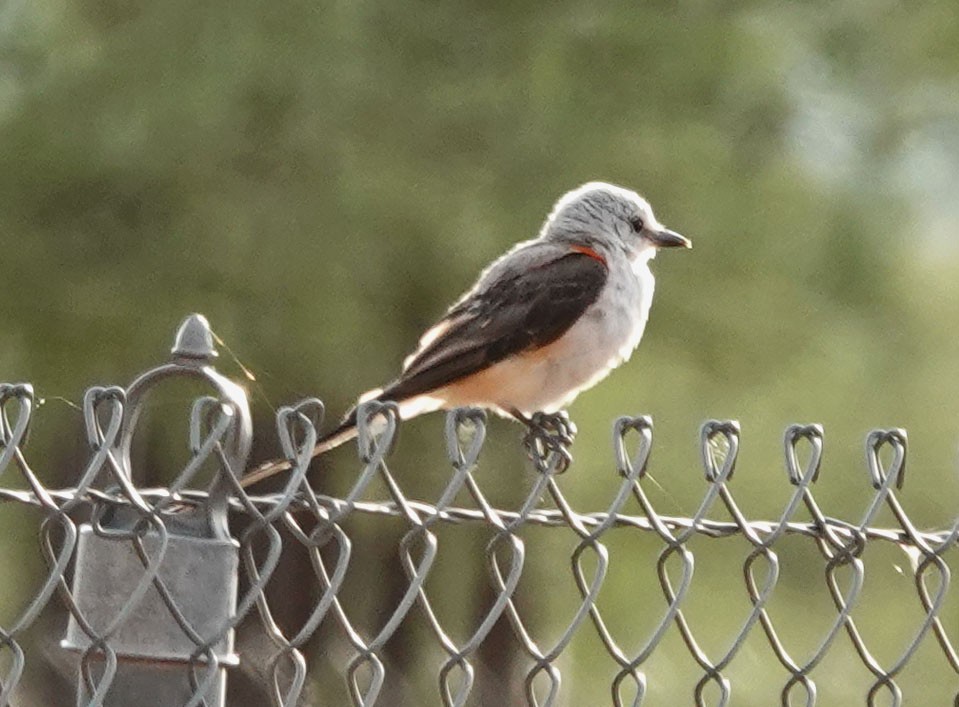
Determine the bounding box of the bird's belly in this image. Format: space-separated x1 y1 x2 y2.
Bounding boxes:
439 274 650 415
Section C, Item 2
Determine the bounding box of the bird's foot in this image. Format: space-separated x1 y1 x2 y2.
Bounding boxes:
521 411 577 474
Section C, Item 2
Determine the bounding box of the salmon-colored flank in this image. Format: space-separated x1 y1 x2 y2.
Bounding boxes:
570 244 608 268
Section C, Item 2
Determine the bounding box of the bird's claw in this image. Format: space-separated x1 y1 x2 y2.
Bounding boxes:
522 411 577 474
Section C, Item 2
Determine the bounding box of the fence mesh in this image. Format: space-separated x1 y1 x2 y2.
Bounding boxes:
0 316 957 707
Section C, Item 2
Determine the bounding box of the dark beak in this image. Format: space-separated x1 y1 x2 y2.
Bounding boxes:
648 228 692 249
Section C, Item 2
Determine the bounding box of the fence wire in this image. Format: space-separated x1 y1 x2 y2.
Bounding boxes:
0 316 957 707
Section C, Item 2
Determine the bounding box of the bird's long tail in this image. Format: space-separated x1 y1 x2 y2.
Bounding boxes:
239 418 359 489
239 391 445 489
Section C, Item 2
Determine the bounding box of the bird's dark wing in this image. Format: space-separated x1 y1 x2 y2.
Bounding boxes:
378 247 609 402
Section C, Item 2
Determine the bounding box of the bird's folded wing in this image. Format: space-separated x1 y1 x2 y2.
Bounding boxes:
378 246 609 402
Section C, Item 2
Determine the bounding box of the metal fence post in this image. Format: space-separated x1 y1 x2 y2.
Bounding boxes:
60 314 251 706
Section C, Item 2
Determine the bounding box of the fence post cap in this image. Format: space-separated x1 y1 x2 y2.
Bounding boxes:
171 313 218 361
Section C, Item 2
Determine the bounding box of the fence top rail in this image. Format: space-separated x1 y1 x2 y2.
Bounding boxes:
0 486 954 548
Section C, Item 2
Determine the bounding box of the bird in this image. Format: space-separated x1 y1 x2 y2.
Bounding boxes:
241 181 690 488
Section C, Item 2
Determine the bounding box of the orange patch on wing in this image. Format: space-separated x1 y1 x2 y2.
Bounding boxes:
570 245 608 268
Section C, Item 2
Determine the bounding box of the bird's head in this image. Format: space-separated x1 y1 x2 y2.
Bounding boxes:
542 181 691 261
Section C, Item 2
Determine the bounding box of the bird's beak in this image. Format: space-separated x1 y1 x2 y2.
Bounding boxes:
648 228 691 249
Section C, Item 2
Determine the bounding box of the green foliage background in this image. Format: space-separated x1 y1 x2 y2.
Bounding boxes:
1 1 958 704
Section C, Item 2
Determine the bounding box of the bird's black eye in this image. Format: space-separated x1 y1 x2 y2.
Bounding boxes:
629 216 645 232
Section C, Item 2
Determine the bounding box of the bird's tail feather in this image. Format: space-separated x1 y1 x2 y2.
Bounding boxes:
239 419 358 489
238 393 443 490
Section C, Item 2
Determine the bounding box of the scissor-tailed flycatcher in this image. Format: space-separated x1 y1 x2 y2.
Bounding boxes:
241 181 690 487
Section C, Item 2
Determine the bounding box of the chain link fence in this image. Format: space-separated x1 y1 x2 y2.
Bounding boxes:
0 315 957 706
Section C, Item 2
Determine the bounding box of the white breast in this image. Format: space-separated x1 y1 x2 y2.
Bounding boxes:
436 256 655 415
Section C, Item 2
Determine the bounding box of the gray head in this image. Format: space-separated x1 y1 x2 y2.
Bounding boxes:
541 181 691 260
